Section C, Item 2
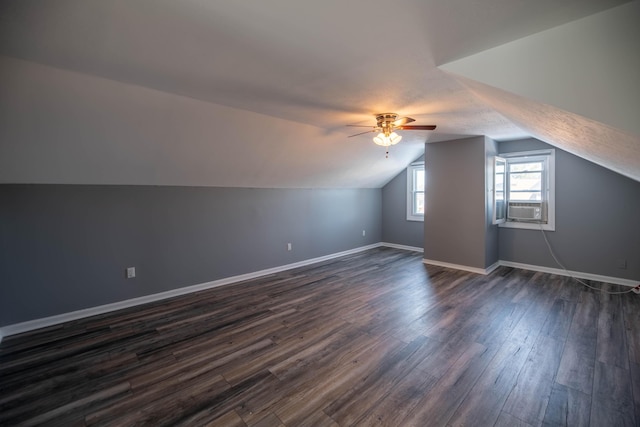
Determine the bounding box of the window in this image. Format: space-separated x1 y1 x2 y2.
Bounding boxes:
407 162 425 221
493 149 555 230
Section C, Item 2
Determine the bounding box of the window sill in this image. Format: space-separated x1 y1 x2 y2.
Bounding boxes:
499 221 555 231
406 216 424 222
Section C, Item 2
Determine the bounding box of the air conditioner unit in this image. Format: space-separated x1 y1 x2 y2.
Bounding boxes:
507 201 546 222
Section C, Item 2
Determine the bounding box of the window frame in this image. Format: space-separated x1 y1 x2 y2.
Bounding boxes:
406 162 425 222
493 149 555 231
493 156 507 224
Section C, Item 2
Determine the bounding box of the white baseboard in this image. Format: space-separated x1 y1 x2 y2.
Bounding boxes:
380 242 423 253
422 258 497 275
421 257 637 287
2 244 637 343
499 261 638 288
486 262 501 274
0 243 382 341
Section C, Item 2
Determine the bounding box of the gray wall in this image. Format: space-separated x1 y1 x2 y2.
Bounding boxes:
4 137 636 327
498 138 640 280
381 157 424 248
423 136 497 269
0 185 381 325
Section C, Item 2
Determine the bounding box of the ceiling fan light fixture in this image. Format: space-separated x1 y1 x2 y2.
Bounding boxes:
347 113 435 157
373 133 388 146
373 132 402 146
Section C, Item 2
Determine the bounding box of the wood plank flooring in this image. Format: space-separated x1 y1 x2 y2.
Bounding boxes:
1 247 639 426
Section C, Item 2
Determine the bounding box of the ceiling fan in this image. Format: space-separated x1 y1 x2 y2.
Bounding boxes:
348 113 436 157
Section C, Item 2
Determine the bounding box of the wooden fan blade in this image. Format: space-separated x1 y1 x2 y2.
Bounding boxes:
397 125 437 131
348 129 376 138
393 117 415 126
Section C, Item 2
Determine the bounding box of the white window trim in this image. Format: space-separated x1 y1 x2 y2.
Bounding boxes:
407 161 424 222
493 156 507 225
496 149 555 231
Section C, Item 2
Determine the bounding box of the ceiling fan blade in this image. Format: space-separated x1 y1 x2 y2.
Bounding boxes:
348 129 376 138
397 125 437 131
393 117 415 126
346 124 376 127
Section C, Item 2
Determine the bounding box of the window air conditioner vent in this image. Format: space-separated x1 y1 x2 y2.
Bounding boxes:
507 202 546 222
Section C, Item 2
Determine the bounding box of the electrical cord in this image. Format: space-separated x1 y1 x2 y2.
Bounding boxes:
539 223 638 295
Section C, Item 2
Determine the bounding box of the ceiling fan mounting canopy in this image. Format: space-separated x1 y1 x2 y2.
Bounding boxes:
376 113 405 136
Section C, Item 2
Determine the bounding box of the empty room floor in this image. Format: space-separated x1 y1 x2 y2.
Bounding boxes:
1 247 639 426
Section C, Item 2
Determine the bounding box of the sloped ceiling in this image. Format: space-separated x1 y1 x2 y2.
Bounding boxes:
441 1 640 182
0 0 637 187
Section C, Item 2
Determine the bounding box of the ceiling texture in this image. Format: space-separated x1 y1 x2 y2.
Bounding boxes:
0 0 638 187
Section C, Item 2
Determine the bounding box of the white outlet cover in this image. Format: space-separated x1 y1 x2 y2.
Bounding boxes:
126 267 136 278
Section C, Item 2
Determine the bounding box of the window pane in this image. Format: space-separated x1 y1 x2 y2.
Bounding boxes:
509 191 542 201
415 169 425 191
414 192 424 214
509 171 542 193
496 199 506 219
406 164 425 221
509 161 542 172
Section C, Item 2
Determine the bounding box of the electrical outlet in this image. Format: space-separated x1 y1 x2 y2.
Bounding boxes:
362 230 366 237
287 243 292 251
126 267 136 279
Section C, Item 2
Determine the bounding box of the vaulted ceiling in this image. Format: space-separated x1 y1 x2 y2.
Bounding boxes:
0 0 638 187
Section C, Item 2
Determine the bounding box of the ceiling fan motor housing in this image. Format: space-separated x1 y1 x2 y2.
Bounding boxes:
376 113 399 136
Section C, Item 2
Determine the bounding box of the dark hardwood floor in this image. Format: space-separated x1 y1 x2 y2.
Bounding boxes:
1 247 639 426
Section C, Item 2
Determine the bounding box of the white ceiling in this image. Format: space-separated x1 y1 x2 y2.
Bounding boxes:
0 0 638 187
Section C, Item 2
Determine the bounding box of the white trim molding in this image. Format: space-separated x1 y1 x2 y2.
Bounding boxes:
2 244 637 343
421 258 637 287
0 243 383 341
499 261 638 288
422 258 499 275
406 162 425 222
380 242 423 253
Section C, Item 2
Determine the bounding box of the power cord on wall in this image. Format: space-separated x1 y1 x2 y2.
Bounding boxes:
539 224 640 295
